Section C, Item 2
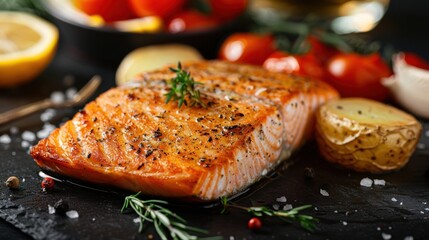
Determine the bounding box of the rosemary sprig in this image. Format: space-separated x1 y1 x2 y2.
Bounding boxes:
122 192 220 240
221 196 318 232
165 62 206 108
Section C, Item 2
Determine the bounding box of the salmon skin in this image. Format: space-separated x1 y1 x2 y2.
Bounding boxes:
31 61 338 201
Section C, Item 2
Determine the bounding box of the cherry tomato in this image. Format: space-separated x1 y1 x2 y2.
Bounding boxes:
41 177 55 190
402 52 429 70
305 36 340 63
219 33 276 65
326 53 392 101
247 217 262 231
263 51 327 81
209 0 248 21
74 0 135 22
128 0 186 19
167 10 218 33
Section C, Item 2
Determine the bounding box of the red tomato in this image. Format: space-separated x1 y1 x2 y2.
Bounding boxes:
326 53 392 101
219 33 275 65
305 36 340 63
403 52 429 70
128 0 186 19
209 0 248 21
167 10 218 33
74 0 135 22
263 51 326 81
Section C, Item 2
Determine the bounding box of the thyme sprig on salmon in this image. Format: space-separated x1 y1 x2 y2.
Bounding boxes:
165 62 206 108
220 197 318 232
122 192 220 240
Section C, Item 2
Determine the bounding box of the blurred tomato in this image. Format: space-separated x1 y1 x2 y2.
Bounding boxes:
219 33 275 65
326 53 392 101
75 0 135 22
263 51 326 81
128 0 186 19
209 0 248 21
402 52 429 70
305 36 340 63
167 10 218 33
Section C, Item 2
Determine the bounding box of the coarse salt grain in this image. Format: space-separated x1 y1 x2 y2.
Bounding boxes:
37 123 56 139
0 134 11 144
92 218 96 221
272 204 280 210
420 211 424 214
48 205 55 214
377 227 381 231
404 236 414 240
283 204 293 211
50 91 65 104
382 233 392 240
425 130 429 137
22 131 36 142
374 179 386 186
417 143 426 149
21 141 30 148
320 189 329 197
391 197 398 202
10 127 19 135
229 236 235 240
276 196 287 203
40 109 56 122
66 210 79 219
342 221 348 226
425 208 429 211
360 177 373 187
66 87 77 99
11 151 16 156
133 217 141 223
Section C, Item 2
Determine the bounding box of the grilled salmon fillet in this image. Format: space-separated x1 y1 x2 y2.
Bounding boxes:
31 61 338 200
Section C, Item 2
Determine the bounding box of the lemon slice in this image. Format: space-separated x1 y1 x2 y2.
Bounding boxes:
0 11 59 87
116 44 203 85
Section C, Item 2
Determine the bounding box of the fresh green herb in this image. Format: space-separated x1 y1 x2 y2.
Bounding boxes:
165 62 206 108
122 192 220 240
221 196 318 232
0 0 47 17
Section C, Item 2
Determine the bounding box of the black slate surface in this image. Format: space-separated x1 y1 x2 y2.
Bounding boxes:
2 2 429 238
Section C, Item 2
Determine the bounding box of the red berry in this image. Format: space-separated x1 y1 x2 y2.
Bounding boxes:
41 177 55 190
248 217 262 231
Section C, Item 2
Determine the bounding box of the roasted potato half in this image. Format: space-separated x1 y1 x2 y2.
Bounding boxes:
316 98 422 173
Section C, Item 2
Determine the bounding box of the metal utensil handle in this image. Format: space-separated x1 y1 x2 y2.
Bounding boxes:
0 99 53 125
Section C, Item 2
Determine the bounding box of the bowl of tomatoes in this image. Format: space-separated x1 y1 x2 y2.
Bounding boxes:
42 0 247 65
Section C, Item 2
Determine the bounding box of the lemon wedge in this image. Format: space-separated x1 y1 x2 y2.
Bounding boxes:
116 44 203 85
0 11 59 87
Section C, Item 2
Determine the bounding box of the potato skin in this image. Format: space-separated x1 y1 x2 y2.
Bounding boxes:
315 98 422 173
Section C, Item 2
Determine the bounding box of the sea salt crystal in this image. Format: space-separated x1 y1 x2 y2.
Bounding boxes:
0 134 11 144
425 130 429 138
261 169 268 176
66 210 79 219
66 87 77 99
382 233 392 240
360 177 373 187
10 127 19 135
50 91 65 104
314 207 318 211
320 189 329 197
11 151 16 156
425 208 429 211
40 109 56 122
272 204 280 210
377 227 381 231
92 218 96 221
342 221 348 226
21 141 30 148
133 217 141 223
420 211 425 214
334 210 338 213
283 204 293 211
374 179 386 186
417 143 426 150
276 196 287 203
391 198 398 202
229 236 235 240
48 205 55 214
37 123 56 139
404 236 414 240
22 131 36 142
22 178 25 182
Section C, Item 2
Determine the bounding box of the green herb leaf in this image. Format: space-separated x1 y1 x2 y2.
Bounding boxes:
165 62 206 108
220 196 318 232
122 192 220 239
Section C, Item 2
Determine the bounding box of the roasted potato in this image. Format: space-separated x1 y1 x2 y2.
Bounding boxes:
316 98 422 173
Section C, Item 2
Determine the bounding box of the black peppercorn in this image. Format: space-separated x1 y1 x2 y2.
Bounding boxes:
304 167 315 179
